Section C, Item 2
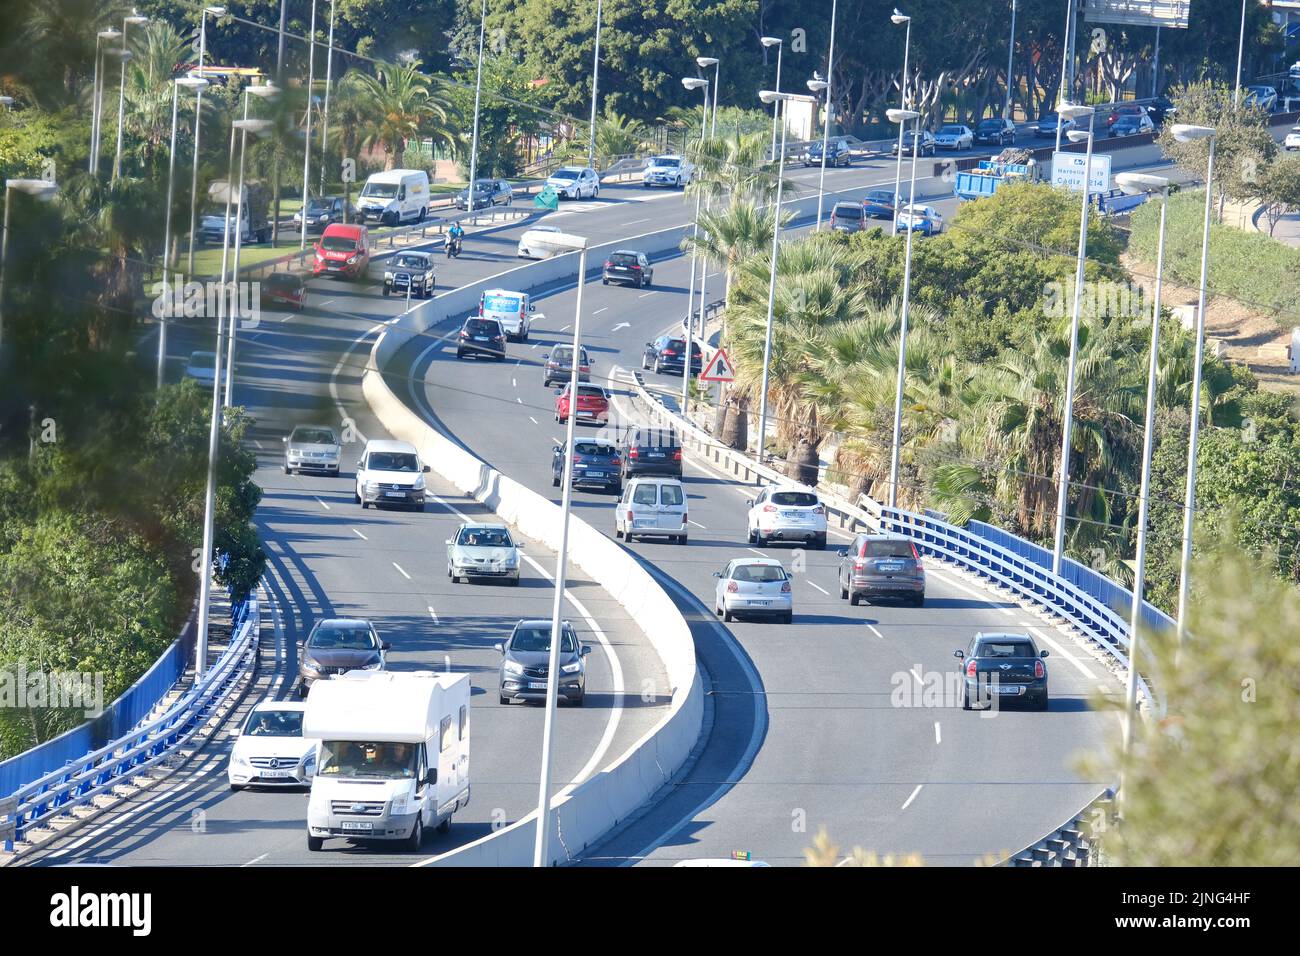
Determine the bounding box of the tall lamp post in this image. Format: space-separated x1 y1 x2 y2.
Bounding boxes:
754 91 813 460
1050 104 1097 574
317 0 337 198
94 47 132 178
813 0 840 231
533 230 590 868
159 76 209 387
89 29 122 174
761 37 784 159
1114 170 1170 800
885 106 923 509
1005 0 1019 119
691 55 720 345
466 0 488 213
890 8 912 235
189 5 227 276
1234 0 1248 106
1171 124 1217 647
299 0 319 250
681 75 710 417
1055 0 1072 152
112 10 149 183
1 179 60 355
696 56 720 137
587 0 603 170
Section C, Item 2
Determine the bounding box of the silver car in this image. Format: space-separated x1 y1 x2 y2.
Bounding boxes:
283 424 341 475
713 557 793 624
446 522 522 585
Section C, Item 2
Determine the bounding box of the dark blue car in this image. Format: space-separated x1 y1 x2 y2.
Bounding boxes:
955 632 1050 711
552 438 622 494
862 189 898 219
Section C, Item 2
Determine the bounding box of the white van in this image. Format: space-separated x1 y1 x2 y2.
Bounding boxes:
478 288 540 342
614 476 689 544
356 169 430 226
304 670 471 852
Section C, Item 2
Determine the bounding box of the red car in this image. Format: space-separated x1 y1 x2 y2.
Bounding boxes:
313 223 369 279
1105 104 1144 133
260 272 306 311
555 382 609 426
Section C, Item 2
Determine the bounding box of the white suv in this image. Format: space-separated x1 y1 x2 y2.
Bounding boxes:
546 166 599 200
642 155 693 188
354 439 430 511
746 485 828 549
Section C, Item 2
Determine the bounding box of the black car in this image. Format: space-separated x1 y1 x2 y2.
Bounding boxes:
455 178 513 210
642 335 703 375
955 632 1050 711
294 196 351 232
618 425 682 479
552 438 622 493
383 251 435 298
455 316 506 360
603 250 653 288
974 117 1016 146
1146 95 1176 127
496 619 591 705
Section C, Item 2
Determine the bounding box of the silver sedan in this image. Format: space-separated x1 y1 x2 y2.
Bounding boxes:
446 523 522 585
283 425 341 475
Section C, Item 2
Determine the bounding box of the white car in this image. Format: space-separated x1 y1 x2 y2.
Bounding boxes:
546 166 600 200
642 154 693 188
184 350 218 388
713 557 793 624
1285 126 1300 151
934 124 974 150
897 203 945 236
228 701 317 791
746 484 828 549
517 225 564 259
446 522 522 585
354 438 430 511
283 424 342 475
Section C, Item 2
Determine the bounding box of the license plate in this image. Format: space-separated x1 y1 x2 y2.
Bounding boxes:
474 336 489 342
633 519 653 528
527 681 547 689
384 491 405 498
260 770 292 779
878 562 904 572
648 452 665 458
749 600 770 607
585 471 604 478
995 686 1023 695
782 511 808 520
341 821 373 831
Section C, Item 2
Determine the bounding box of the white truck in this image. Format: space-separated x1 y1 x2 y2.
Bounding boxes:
303 670 470 852
355 168 430 226
200 180 271 245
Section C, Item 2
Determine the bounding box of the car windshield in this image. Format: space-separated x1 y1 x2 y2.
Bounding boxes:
457 527 513 547
610 253 639 265
976 640 1036 658
466 319 500 334
833 205 863 217
631 428 678 449
864 540 914 558
189 352 215 368
977 120 1001 130
319 740 416 780
308 624 377 650
1041 113 1060 123
305 200 333 214
574 442 614 457
320 235 357 251
510 625 578 653
732 563 787 583
866 190 895 202
551 170 580 181
360 182 398 198
471 179 494 190
266 274 300 290
552 346 588 364
484 295 521 312
244 710 304 737
576 386 605 399
291 427 336 444
770 491 818 507
393 255 428 269
940 126 964 135
368 452 418 472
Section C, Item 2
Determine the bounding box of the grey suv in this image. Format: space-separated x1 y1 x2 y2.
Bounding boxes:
496 619 591 706
836 534 926 606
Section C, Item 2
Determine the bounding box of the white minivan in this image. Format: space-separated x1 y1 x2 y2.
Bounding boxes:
356 169 430 226
614 476 689 544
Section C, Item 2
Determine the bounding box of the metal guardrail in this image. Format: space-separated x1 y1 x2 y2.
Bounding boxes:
1003 787 1116 867
3 595 259 852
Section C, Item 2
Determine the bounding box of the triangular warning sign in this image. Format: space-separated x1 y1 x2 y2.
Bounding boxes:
699 348 734 382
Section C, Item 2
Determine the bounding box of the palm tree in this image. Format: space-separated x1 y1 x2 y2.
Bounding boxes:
681 199 785 306
687 131 790 206
339 60 452 171
123 21 194 175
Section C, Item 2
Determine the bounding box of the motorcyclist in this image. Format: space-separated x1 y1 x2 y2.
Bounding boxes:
447 221 464 256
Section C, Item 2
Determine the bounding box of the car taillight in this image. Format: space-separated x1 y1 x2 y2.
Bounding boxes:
663 349 677 356
604 260 612 269
762 505 777 513
611 457 621 467
911 542 924 570
681 513 688 524
781 581 791 593
626 510 634 521
1034 660 1046 679
966 659 977 678
459 330 469 338
726 581 738 593
573 455 582 464
629 447 639 458
813 505 825 516
853 560 866 572
673 449 682 461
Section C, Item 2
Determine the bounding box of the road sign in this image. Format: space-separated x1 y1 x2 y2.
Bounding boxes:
699 348 735 383
534 186 559 210
1052 151 1111 195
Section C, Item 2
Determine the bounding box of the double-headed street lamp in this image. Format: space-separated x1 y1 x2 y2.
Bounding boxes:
159 75 209 387
188 5 227 276
761 37 783 159
317 0 338 198
696 56 720 136
890 8 912 236
533 229 590 868
1050 103 1097 574
885 107 922 508
89 28 122 175
111 10 149 183
681 75 710 416
1113 170 1171 794
1 178 60 355
1171 124 1217 647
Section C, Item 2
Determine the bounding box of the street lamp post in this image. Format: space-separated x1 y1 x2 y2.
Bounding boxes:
1005 0 1018 119
890 8 911 236
1050 104 1097 574
813 0 840 231
761 37 784 159
587 0 603 170
754 91 811 460
112 11 149 183
89 29 122 175
1 179 60 355
1114 171 1171 797
1055 0 1072 152
299 0 319 250
886 107 923 509
695 57 720 137
1172 124 1217 646
159 76 209 388
189 6 226 276
681 76 709 417
1234 0 1248 106
317 0 337 198
466 0 488 214
533 230 589 868
692 56 719 344
93 44 130 178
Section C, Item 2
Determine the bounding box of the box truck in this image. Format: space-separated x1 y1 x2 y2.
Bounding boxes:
200 179 271 244
303 670 470 852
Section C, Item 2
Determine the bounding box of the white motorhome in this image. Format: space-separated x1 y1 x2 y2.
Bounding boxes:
303 670 470 852
355 169 430 226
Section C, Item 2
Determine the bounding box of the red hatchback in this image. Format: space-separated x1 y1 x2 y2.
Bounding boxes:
555 383 609 426
313 223 369 280
260 272 306 311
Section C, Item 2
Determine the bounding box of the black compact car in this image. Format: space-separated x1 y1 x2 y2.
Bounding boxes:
455 316 506 359
294 196 351 232
642 335 703 376
602 250 653 287
552 438 622 493
974 117 1016 146
955 632 1050 711
383 251 436 298
619 425 682 479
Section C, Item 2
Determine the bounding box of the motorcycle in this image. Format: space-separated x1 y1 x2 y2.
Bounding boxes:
446 234 463 258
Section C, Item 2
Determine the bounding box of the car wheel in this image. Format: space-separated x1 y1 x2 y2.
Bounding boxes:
722 608 733 622
614 526 622 539
552 474 560 487
602 278 609 285
307 835 324 852
782 612 793 624
283 464 291 474
839 579 848 600
437 815 452 834
361 500 369 510
383 287 390 297
404 815 424 851
849 592 861 606
611 483 622 496
641 354 649 370
572 692 585 708
913 595 925 608
962 687 971 711
755 532 767 548
653 359 662 374
230 783 243 792
814 534 827 550
499 693 510 705
626 533 636 544
418 503 427 513
714 604 722 617
456 350 464 359
1034 693 1049 712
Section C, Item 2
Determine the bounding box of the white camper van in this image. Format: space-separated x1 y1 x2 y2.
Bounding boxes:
355 169 430 226
303 670 470 852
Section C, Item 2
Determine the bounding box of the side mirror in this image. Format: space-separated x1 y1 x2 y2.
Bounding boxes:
444 539 452 546
281 435 288 443
541 353 549 361
953 650 965 660
515 543 523 550
580 645 591 656
745 499 754 507
837 549 848 558
554 389 563 396
553 446 562 455
493 642 504 653
355 460 364 470
425 769 437 785
712 571 722 578
381 641 391 651
423 464 431 473
529 305 536 312
1040 649 1050 658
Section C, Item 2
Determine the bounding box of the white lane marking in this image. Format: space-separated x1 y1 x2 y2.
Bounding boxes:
867 624 885 639
512 377 517 387
352 528 368 540
808 581 829 596
561 324 571 332
252 439 263 449
747 548 766 557
529 416 539 424
927 568 1017 617
318 298 338 308
637 291 657 298
688 519 706 529
531 343 540 350
314 496 330 511
516 397 522 404
392 562 412 580
934 721 942 745
279 315 293 323
626 217 651 225
243 853 269 867
901 784 923 810
428 605 439 625
910 666 925 685
330 320 391 447
611 322 630 332
1026 625 1097 680
593 307 608 315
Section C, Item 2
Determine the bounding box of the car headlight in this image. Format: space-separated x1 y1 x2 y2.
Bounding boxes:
347 255 358 264
390 795 408 813
302 751 317 767
561 661 582 675
233 755 250 767
503 660 524 676
318 214 329 223
315 252 324 262
384 272 394 281
413 475 426 491
301 658 322 675
362 660 382 671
